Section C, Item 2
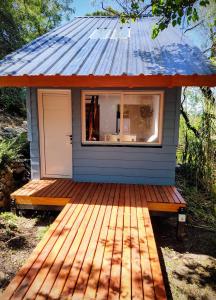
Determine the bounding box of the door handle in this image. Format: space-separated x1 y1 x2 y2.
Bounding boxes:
66 134 72 143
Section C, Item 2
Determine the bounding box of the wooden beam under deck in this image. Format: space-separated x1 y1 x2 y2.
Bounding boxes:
11 179 186 213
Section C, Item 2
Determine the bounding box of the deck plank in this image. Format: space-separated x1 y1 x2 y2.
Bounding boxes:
25 183 94 299
167 186 180 204
10 184 86 300
137 186 155 299
120 184 131 300
11 180 186 213
3 180 188 300
72 184 113 299
171 186 186 204
35 180 58 197
3 182 84 299
157 186 169 203
35 184 96 299
60 183 110 299
130 185 144 300
94 184 117 300
142 208 167 300
47 179 67 198
108 184 123 300
48 183 103 299
81 184 112 299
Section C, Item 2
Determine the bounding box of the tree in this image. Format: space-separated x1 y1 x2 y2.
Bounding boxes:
0 0 74 116
0 0 74 59
101 0 215 38
86 8 119 16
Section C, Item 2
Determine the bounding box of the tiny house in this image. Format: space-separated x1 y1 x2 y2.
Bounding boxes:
1 17 216 300
1 17 215 187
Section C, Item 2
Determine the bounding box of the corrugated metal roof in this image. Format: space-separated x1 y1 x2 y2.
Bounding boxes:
0 16 215 76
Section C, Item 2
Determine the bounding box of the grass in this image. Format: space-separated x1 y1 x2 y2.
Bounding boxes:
0 212 18 222
36 225 50 241
0 212 19 229
176 173 216 230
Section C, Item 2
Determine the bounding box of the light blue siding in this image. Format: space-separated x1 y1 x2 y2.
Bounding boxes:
27 88 40 179
72 87 181 185
28 87 181 184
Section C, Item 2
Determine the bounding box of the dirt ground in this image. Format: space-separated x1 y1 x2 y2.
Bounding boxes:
0 211 58 294
0 211 215 299
152 216 216 300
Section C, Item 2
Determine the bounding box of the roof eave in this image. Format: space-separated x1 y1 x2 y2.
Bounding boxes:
0 74 215 88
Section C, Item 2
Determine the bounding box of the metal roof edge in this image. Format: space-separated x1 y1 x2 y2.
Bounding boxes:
0 74 215 88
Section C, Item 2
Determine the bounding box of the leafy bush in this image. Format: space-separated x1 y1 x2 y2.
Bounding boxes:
0 88 26 117
178 88 216 194
176 172 216 230
0 212 18 223
0 132 29 168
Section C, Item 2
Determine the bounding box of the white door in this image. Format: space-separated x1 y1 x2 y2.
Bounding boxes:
38 89 72 178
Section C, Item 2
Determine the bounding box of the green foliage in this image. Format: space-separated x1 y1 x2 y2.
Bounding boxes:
0 88 26 117
178 87 216 194
0 1 74 117
177 172 216 229
0 212 18 229
0 0 74 59
107 1 215 39
86 8 118 16
37 225 50 240
0 132 29 168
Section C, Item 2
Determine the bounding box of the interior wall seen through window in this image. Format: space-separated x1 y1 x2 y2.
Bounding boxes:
84 92 162 145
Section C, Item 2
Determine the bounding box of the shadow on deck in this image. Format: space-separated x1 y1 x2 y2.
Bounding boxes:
11 179 186 213
2 181 175 299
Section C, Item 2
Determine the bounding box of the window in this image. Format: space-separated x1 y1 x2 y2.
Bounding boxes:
111 27 130 39
82 91 164 146
89 27 130 40
90 28 112 40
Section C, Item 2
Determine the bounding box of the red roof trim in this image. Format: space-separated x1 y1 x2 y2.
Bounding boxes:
0 74 215 87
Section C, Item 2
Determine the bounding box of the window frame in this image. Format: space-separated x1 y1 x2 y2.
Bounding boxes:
81 90 164 146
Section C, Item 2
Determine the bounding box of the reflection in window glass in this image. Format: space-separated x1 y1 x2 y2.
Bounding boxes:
85 94 120 142
123 94 160 143
83 92 163 145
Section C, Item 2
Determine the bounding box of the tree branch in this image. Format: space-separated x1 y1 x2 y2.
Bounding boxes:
180 105 200 138
184 20 204 33
200 87 215 104
180 88 200 138
203 47 211 54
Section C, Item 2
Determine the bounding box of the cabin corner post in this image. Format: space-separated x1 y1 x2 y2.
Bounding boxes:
177 207 187 240
10 198 18 215
28 88 41 180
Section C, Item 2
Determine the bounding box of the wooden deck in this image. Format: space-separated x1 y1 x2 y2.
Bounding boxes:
11 179 186 212
3 182 167 300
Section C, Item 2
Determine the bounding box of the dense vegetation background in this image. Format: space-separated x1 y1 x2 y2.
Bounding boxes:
0 0 74 168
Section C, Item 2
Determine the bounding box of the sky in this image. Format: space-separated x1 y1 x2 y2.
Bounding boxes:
73 0 96 16
67 1 208 52
72 0 117 16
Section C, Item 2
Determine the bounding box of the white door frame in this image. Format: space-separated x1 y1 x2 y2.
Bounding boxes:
37 89 72 178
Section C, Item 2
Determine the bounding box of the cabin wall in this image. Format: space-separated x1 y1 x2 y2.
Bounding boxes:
72 87 181 185
26 88 40 179
28 87 181 184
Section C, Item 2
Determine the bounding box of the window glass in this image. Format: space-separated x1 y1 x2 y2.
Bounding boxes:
123 94 161 143
85 94 121 142
90 28 112 40
83 92 163 145
110 27 130 39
